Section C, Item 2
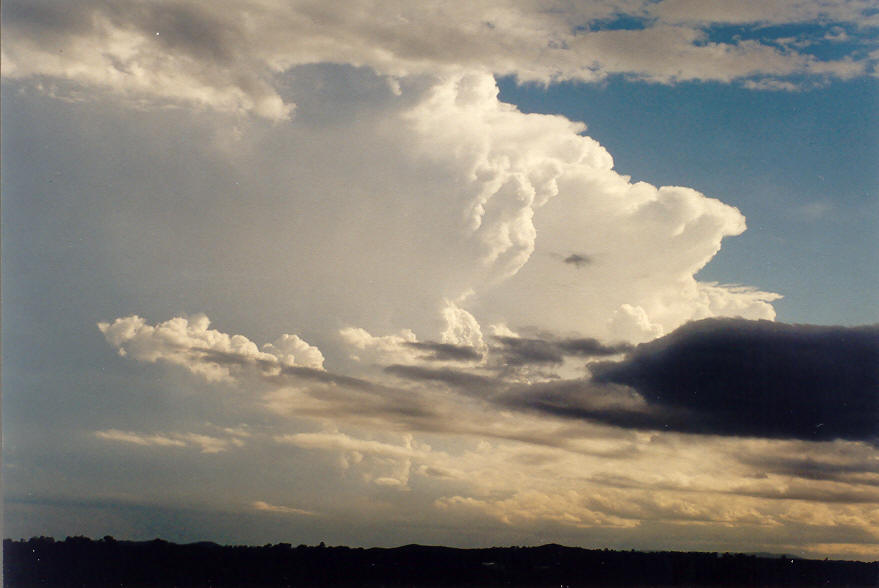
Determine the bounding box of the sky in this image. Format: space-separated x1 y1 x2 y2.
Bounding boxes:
2 0 878 561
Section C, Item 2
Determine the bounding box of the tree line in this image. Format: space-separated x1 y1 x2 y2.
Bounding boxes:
4 536 877 587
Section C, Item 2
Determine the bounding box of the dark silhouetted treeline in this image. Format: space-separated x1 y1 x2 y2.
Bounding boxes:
4 536 877 587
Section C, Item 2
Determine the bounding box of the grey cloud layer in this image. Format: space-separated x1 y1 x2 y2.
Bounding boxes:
3 0 875 119
403 341 484 362
384 319 879 442
93 314 879 557
493 335 631 366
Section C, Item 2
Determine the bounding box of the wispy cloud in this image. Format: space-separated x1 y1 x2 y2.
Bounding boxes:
95 429 244 453
252 501 316 516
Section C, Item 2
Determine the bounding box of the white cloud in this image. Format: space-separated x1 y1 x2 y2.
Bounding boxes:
277 432 425 489
609 304 665 342
567 26 845 85
742 79 803 91
272 426 879 548
263 334 326 370
252 500 316 516
401 73 779 340
436 491 638 528
440 298 484 349
276 431 425 461
339 326 419 364
339 299 486 365
95 429 187 449
404 72 611 281
95 429 242 453
1 2 292 119
98 315 323 383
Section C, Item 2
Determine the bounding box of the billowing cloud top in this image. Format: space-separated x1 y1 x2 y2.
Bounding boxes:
98 315 324 382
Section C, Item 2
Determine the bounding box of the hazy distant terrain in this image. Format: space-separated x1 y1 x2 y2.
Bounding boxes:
5 537 877 587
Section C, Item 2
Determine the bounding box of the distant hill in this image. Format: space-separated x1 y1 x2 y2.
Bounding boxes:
4 536 877 587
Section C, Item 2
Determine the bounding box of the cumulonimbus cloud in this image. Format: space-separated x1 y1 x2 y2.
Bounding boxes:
401 72 781 341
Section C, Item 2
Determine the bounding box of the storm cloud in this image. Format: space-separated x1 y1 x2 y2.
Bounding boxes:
368 319 878 442
403 341 483 362
492 336 630 367
588 319 879 441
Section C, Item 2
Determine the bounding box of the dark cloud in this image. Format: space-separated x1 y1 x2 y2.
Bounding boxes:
191 348 379 391
191 350 449 426
563 253 591 268
491 336 629 367
276 365 379 391
267 365 453 431
381 365 680 435
123 2 240 64
4 0 239 65
500 379 689 432
727 482 879 504
3 0 97 39
558 338 632 357
383 364 495 393
493 336 564 365
203 320 878 444
588 319 879 442
403 341 483 361
738 455 879 485
192 347 268 369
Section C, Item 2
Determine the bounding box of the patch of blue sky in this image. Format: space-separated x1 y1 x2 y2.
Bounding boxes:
497 75 877 195
575 13 651 33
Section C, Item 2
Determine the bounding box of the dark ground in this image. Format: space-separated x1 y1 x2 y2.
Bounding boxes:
4 536 877 587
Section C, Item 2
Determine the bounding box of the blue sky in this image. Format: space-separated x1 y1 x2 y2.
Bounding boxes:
2 0 878 561
498 75 878 325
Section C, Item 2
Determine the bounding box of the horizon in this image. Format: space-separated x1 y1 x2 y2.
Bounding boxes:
2 535 874 560
2 0 878 563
